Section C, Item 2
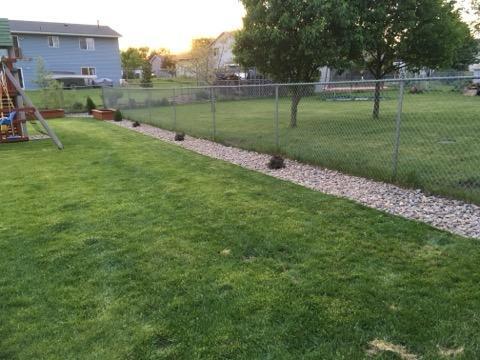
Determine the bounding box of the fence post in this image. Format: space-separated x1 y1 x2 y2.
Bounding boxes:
147 89 152 123
172 88 177 131
392 79 405 180
101 86 106 109
210 87 216 141
274 85 280 151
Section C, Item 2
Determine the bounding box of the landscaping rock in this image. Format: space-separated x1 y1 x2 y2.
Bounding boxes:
111 120 480 239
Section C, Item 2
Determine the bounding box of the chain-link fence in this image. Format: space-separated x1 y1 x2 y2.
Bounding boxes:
104 76 480 204
26 86 104 113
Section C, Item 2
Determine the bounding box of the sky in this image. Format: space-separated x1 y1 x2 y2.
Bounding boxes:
2 0 476 54
2 0 246 53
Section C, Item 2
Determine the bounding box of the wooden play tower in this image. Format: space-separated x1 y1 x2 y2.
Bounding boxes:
0 18 63 149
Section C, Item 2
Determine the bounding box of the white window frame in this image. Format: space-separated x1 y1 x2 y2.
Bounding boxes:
48 35 60 48
81 67 96 76
79 37 95 51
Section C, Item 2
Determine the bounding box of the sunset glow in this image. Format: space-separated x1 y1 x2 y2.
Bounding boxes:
2 0 246 53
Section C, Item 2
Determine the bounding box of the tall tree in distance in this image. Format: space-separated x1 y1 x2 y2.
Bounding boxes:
184 38 216 84
355 0 478 118
121 47 147 79
140 60 153 88
234 0 360 127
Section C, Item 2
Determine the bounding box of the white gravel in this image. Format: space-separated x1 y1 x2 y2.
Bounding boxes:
110 120 480 239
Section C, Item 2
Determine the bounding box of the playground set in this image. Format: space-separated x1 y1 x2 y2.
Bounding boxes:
0 18 62 149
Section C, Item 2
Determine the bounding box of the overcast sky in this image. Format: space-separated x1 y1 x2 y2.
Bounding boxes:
2 0 246 53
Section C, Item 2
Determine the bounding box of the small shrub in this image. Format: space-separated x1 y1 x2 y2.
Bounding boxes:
175 132 185 141
132 121 141 128
114 109 123 122
268 155 286 170
71 102 85 112
409 86 424 94
86 96 96 114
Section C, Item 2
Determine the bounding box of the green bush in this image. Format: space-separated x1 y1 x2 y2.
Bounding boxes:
114 109 123 122
86 96 96 114
71 102 85 112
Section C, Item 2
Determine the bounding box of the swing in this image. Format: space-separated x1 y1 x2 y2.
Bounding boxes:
0 59 63 148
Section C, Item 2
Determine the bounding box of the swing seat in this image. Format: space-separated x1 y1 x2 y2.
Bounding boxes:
0 111 16 125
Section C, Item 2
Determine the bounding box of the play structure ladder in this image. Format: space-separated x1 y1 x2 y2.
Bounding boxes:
0 63 63 149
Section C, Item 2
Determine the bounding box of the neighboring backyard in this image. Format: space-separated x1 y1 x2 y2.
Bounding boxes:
1 119 480 358
113 88 480 204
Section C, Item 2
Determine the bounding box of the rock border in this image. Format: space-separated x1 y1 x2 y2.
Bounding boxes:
110 120 480 239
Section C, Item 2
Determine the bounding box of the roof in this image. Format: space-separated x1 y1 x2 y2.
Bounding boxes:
0 18 13 48
210 31 236 47
8 19 121 38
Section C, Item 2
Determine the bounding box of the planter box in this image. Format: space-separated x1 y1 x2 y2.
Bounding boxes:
27 109 65 120
92 109 115 121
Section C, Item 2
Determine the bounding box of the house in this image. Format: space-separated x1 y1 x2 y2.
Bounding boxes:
150 55 173 78
210 31 238 71
8 19 122 89
174 54 196 78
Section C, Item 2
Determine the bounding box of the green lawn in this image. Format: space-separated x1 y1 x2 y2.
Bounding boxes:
116 88 480 204
1 119 480 359
126 77 201 88
26 88 104 112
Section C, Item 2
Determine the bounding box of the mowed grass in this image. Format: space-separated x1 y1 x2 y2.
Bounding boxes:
1 119 480 359
120 89 480 204
26 88 104 112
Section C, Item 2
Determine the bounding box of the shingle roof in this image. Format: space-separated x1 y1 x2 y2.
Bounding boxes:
0 18 13 48
8 19 121 38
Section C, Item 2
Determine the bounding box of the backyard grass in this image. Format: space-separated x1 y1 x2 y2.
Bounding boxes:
1 119 480 359
26 88 104 112
117 88 480 204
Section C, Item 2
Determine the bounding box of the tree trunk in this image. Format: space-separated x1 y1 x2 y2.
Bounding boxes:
290 92 302 128
372 81 383 119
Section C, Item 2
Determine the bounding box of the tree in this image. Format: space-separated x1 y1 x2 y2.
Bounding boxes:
121 47 149 79
182 38 216 85
33 57 63 109
472 0 480 33
33 57 53 89
234 0 359 127
355 0 478 118
140 60 153 88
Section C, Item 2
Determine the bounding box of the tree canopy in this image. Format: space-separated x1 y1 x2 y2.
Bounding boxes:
234 0 360 126
234 0 477 123
355 0 478 117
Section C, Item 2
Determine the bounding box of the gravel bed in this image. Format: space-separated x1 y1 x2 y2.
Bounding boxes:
110 120 480 239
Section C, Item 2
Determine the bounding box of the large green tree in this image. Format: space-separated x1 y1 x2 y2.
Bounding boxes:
121 47 149 79
234 0 359 127
355 0 478 118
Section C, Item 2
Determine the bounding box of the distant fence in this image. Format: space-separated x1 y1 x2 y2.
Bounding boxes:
25 86 104 113
103 76 480 204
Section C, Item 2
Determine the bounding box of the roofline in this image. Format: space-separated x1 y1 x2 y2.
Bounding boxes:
11 30 120 38
210 31 236 47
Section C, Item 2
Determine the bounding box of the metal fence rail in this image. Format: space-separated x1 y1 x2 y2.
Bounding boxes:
103 76 480 204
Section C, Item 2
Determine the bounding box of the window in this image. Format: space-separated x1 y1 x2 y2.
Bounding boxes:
79 38 95 50
213 47 219 57
48 36 60 48
81 67 96 76
12 36 22 58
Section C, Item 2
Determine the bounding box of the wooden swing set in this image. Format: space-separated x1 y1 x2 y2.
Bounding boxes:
0 50 63 149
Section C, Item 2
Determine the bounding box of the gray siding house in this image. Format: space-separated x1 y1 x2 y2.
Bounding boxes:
9 20 122 89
